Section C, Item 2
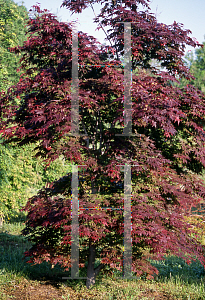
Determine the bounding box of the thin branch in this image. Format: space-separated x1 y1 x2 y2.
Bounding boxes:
94 263 105 277
90 3 119 61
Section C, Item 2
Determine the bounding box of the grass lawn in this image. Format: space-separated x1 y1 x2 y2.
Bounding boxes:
0 219 205 299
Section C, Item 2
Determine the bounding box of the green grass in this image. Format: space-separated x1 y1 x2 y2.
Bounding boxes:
0 219 205 299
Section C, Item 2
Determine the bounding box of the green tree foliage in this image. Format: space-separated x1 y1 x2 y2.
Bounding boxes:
178 41 205 93
0 140 72 219
0 0 28 92
189 43 205 93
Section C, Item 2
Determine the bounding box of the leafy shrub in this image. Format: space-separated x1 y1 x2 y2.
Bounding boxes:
0 140 71 219
184 215 205 246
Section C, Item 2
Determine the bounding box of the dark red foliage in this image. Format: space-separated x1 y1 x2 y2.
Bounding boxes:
1 1 205 285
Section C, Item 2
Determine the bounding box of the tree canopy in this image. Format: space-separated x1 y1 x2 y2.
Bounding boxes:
1 0 205 289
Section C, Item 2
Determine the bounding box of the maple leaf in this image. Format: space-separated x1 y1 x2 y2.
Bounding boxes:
174 116 180 125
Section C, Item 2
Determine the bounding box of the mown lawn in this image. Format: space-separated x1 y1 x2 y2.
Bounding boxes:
0 219 205 299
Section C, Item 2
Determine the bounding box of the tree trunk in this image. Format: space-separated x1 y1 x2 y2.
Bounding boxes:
86 243 104 289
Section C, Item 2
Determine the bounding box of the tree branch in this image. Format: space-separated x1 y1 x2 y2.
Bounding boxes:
90 2 119 61
94 263 105 277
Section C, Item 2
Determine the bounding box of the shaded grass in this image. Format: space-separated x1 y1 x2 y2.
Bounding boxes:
0 220 205 299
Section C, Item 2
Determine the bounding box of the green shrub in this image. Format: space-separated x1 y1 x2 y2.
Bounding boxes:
0 141 71 219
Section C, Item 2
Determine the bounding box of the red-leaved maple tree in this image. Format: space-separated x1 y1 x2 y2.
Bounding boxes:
1 0 205 289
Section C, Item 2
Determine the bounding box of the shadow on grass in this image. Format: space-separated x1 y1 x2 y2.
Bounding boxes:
0 226 82 287
1 220 205 291
0 222 111 290
149 255 205 285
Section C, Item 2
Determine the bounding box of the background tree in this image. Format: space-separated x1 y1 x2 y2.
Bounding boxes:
1 1 205 289
184 41 205 96
0 0 28 222
0 139 72 220
0 0 28 92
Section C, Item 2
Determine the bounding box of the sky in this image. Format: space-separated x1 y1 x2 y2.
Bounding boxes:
15 0 205 55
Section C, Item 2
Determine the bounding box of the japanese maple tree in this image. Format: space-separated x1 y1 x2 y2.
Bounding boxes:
1 0 205 289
